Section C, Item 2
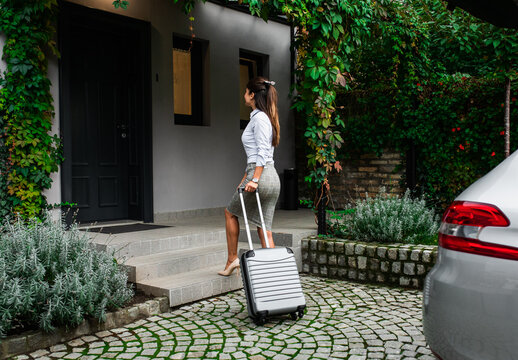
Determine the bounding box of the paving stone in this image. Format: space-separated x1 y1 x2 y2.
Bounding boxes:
87 348 105 355
49 352 68 358
63 354 81 359
49 344 67 352
30 350 50 358
368 353 386 359
81 335 98 343
89 341 105 348
22 275 431 360
249 356 267 360
67 339 84 347
102 352 121 359
141 348 157 356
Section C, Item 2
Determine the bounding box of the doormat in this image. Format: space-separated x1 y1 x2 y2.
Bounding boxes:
82 223 172 234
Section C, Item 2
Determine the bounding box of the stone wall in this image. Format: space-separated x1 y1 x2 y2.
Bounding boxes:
301 238 437 289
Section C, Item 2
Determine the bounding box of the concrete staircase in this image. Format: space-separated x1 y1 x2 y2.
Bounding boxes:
127 233 246 307
87 210 316 309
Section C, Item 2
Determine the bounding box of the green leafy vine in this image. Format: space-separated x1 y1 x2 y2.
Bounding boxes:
0 0 63 219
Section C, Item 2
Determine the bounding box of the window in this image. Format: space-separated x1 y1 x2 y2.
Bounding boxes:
173 34 209 126
239 49 268 129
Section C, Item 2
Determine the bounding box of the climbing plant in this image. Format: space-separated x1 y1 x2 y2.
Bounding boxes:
1 0 513 223
0 0 62 219
333 0 518 211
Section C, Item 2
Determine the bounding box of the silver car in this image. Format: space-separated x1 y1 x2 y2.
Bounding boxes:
423 149 518 360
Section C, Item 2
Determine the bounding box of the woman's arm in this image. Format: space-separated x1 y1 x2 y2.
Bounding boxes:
237 172 247 189
244 166 263 192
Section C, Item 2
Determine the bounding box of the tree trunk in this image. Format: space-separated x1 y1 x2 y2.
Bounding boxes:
504 75 511 158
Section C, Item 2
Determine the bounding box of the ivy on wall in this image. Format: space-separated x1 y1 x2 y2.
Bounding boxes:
1 0 515 222
0 0 62 219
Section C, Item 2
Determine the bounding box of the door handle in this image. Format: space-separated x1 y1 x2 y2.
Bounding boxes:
117 124 127 138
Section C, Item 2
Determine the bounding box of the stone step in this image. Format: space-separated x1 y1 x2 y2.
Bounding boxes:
136 265 243 307
94 229 226 258
94 228 298 260
125 243 229 282
238 229 307 248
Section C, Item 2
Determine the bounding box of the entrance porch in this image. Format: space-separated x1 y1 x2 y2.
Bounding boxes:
83 209 316 308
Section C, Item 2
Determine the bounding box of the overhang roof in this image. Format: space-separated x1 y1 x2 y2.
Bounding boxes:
445 0 518 29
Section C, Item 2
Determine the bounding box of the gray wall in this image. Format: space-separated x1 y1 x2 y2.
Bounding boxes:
150 1 294 220
12 0 294 221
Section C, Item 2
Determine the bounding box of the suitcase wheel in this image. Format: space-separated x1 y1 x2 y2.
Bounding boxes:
255 316 267 326
297 305 306 319
290 312 297 321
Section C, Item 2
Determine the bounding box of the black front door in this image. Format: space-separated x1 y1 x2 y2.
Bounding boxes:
60 3 153 223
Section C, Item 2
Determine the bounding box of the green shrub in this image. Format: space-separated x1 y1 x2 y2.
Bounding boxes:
0 212 133 337
328 188 439 244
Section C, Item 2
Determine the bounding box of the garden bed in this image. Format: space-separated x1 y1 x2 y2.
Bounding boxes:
301 237 438 289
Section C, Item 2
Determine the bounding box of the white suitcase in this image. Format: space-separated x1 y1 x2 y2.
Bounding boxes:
238 188 306 325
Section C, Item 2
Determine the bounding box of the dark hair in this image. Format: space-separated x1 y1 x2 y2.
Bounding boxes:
246 76 280 147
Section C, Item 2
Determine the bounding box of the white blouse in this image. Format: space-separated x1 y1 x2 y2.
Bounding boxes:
241 109 274 167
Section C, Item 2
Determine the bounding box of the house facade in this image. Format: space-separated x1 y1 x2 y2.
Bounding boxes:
1 0 294 223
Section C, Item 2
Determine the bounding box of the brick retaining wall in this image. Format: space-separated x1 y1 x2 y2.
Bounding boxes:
301 238 438 289
327 151 405 208
297 149 406 209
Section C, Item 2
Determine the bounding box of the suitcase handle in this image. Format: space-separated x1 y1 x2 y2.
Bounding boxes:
238 187 269 250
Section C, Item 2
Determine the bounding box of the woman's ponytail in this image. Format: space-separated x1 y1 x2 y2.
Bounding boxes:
246 77 280 147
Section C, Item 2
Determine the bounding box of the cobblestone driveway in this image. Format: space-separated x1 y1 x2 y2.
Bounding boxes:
19 276 435 360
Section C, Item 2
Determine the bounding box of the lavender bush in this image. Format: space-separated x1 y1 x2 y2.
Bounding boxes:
0 212 133 337
328 188 440 244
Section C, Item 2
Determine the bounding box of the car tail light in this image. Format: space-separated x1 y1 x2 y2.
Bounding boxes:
439 201 517 260
442 201 510 227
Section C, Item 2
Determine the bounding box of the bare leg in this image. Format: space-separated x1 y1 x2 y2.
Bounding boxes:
257 227 275 248
223 208 240 269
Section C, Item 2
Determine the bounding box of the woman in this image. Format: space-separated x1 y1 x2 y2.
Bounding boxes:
218 77 281 276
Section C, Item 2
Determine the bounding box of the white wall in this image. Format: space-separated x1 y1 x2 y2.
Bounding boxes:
45 0 293 219
45 55 62 213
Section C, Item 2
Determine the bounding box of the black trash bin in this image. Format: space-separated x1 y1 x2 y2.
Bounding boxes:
283 168 298 210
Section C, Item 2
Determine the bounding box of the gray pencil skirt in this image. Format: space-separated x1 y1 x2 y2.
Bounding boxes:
227 162 280 231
